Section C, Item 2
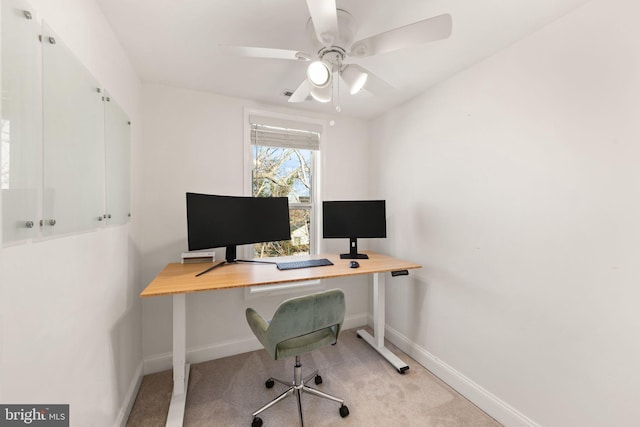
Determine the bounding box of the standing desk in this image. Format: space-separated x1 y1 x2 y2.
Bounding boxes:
140 251 421 427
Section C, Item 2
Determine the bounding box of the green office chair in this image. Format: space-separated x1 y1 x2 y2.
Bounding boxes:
245 288 350 427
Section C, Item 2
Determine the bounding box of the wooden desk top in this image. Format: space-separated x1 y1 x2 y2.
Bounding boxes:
140 251 421 297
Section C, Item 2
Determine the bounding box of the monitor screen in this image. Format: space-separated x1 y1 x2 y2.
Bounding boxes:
186 193 291 263
322 200 387 259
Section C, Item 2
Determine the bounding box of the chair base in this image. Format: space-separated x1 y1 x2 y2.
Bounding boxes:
251 355 349 427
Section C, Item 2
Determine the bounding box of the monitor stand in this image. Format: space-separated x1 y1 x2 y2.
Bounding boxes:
339 238 369 259
195 245 276 277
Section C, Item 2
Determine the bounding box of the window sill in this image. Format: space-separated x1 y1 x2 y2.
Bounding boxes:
244 279 325 299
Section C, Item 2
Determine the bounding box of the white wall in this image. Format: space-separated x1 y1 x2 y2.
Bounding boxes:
8 0 639 425
371 0 640 425
139 82 373 369
0 1 142 426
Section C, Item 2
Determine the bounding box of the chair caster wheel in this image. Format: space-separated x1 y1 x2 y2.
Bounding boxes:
315 375 322 385
339 405 349 418
265 379 274 389
252 416 263 427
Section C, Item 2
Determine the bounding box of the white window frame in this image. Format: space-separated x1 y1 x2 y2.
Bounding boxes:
243 108 326 298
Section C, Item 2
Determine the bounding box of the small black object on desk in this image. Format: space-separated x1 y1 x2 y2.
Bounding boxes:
349 261 360 268
391 270 409 277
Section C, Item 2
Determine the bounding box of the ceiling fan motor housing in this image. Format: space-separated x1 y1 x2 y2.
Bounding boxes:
307 9 357 55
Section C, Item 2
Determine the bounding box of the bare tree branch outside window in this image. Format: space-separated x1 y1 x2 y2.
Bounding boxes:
252 145 312 258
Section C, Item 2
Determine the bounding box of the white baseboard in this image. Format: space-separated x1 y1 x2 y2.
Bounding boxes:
383 324 541 427
143 313 368 375
114 361 143 427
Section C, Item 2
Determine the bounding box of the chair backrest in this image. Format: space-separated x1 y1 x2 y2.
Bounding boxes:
266 288 345 351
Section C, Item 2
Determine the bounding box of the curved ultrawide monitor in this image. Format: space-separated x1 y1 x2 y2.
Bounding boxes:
186 193 290 262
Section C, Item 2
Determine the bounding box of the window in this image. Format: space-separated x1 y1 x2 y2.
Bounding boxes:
244 110 324 296
248 113 321 257
252 143 312 256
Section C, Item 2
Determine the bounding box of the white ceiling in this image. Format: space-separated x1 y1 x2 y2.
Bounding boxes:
96 0 590 119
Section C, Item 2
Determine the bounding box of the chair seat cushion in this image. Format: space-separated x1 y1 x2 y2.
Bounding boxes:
275 327 337 360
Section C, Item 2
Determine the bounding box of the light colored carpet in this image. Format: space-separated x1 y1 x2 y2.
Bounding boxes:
127 329 502 426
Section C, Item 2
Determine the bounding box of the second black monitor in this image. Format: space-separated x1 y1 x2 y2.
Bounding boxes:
322 200 387 259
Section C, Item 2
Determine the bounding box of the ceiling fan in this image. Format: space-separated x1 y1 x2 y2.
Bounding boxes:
222 0 452 105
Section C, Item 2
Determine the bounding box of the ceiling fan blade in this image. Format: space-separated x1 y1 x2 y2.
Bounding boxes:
220 45 311 61
305 0 338 46
288 79 312 103
350 13 452 58
343 64 394 97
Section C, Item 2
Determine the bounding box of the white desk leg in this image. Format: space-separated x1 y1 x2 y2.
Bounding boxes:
166 294 190 427
357 272 409 374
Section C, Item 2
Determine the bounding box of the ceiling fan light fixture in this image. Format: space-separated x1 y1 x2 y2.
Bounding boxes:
307 61 331 87
342 66 368 94
310 84 332 103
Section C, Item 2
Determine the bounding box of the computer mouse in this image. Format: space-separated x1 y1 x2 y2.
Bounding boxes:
349 261 360 268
